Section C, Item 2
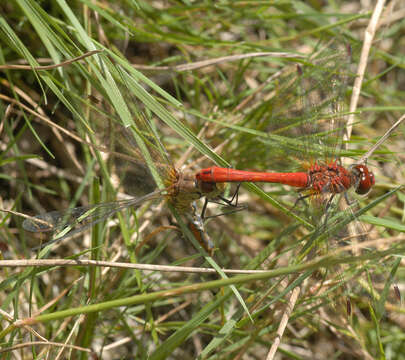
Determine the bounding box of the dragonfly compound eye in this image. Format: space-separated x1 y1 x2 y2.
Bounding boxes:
352 164 375 195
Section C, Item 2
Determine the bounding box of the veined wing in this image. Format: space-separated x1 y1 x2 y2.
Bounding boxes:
23 190 163 245
231 41 352 173
95 115 175 198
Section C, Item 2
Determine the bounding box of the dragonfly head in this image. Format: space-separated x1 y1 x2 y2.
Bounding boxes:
351 164 375 195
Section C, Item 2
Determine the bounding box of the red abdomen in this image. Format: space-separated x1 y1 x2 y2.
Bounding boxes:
195 167 309 188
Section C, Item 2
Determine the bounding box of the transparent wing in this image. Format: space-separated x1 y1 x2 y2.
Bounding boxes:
230 41 352 172
111 119 175 195
89 108 176 198
23 190 163 242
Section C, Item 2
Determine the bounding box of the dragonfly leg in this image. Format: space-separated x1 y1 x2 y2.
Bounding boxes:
188 202 215 256
320 193 335 229
200 197 209 220
291 193 311 211
221 183 241 207
217 183 241 208
202 183 247 220
203 204 247 220
343 192 356 206
324 193 335 214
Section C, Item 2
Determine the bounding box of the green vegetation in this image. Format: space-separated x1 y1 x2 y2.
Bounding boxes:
0 1 404 359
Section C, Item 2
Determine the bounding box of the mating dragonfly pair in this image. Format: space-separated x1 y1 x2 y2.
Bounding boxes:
23 44 375 255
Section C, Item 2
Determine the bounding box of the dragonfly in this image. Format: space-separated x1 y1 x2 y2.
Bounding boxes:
191 43 379 313
24 149 374 249
23 43 375 261
196 161 374 199
192 45 376 227
22 117 229 255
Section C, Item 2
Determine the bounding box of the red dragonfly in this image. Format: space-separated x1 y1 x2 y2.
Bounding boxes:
196 162 374 197
22 118 226 255
23 155 375 251
191 43 380 313
194 44 376 225
23 44 374 259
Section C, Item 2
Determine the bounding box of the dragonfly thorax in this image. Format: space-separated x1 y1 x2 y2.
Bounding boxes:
167 170 223 213
307 162 375 195
307 161 354 195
